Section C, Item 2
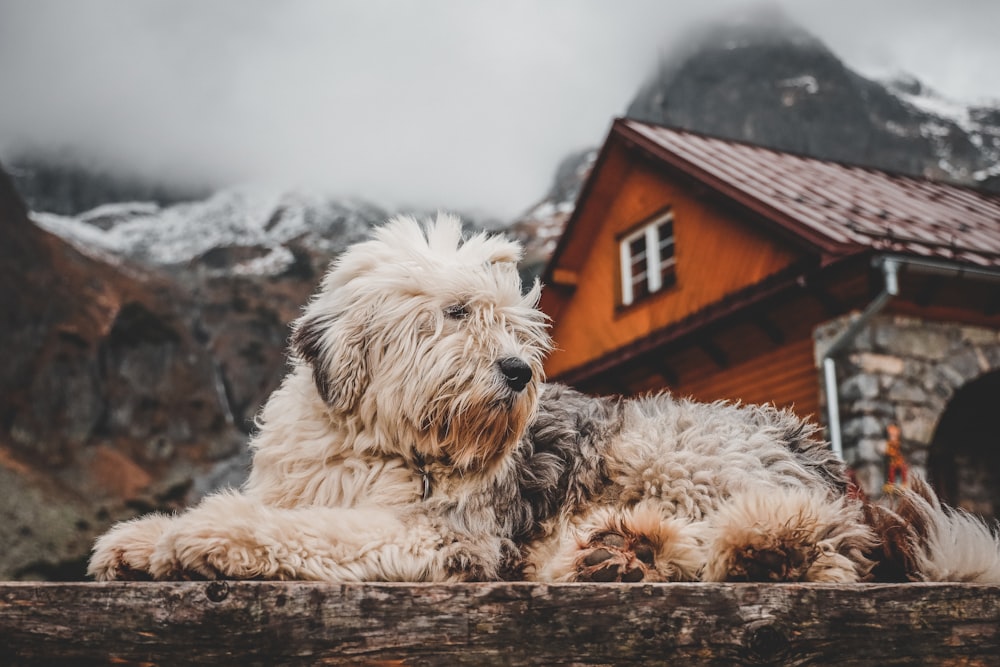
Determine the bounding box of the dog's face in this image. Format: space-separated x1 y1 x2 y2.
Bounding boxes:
292 214 551 471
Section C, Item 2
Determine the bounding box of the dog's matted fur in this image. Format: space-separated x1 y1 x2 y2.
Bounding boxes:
89 215 1000 584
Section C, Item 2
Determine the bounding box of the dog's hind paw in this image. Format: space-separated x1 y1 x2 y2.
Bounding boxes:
713 534 818 582
702 487 875 582
576 531 656 582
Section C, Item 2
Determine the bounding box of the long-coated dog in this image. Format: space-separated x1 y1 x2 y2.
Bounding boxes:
89 215 1000 584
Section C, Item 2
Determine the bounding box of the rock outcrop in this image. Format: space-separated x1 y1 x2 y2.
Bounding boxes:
0 163 246 579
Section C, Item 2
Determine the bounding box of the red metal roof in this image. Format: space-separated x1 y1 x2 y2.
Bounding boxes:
620 119 1000 267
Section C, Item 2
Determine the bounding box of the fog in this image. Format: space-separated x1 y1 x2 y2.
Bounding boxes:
1 0 998 217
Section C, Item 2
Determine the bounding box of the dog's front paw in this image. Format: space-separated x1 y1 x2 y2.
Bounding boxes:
150 525 277 581
577 531 655 582
441 536 507 582
141 491 293 580
87 514 174 581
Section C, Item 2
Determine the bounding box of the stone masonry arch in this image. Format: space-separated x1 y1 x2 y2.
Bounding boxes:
816 313 1000 502
926 370 1000 516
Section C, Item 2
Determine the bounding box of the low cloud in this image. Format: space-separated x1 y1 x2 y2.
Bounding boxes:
1 0 997 218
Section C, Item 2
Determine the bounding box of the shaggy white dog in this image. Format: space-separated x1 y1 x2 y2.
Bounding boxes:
89 215 1000 584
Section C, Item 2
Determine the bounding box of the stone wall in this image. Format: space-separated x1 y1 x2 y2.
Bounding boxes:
815 314 1000 509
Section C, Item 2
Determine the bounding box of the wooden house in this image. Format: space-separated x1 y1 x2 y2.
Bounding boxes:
540 119 1000 508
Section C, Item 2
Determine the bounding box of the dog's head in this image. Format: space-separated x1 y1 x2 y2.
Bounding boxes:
291 213 551 471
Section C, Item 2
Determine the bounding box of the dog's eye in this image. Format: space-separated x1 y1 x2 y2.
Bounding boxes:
444 304 470 320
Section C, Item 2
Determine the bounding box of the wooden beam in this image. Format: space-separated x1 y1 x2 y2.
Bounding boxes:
653 360 680 387
606 377 633 396
3 582 997 666
753 314 787 346
807 283 845 317
550 268 579 287
700 338 729 369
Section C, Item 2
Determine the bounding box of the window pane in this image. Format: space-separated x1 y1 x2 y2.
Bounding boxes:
657 218 675 289
658 223 673 252
629 236 646 258
629 232 648 303
660 255 675 283
632 275 650 300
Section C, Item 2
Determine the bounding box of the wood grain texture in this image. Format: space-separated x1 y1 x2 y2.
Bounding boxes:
2 582 998 666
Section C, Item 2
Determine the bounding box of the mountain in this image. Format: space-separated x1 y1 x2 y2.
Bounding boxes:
32 187 387 272
626 8 1000 189
510 148 597 281
513 9 1000 268
0 163 248 579
27 187 501 433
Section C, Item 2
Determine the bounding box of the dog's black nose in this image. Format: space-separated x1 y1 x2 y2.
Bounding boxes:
498 357 532 392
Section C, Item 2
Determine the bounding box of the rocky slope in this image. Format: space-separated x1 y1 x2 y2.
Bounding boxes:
0 164 249 579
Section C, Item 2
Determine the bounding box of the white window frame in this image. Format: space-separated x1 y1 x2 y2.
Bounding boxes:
619 210 675 307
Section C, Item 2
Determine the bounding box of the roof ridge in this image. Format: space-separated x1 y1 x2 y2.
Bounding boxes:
616 118 1000 268
620 117 1000 199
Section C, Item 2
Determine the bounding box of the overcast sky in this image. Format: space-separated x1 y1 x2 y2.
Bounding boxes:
1 0 999 218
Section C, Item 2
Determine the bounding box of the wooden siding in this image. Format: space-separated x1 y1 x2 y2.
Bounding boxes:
677 336 821 423
543 154 803 379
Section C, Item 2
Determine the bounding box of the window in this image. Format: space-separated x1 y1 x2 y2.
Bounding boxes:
619 210 676 306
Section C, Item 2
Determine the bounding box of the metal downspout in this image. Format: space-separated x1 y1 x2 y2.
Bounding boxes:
822 258 900 460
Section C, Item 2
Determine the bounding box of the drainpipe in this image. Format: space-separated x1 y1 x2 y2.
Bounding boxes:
821 257 899 460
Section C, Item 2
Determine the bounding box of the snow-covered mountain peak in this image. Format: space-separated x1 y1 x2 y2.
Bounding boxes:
33 185 390 275
877 72 1000 183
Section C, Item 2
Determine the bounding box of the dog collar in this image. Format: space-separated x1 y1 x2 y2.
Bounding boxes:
413 452 433 501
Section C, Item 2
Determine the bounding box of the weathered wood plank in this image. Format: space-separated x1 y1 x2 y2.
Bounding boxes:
1 582 998 666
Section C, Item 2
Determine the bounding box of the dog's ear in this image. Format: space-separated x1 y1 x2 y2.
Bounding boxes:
291 310 370 414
